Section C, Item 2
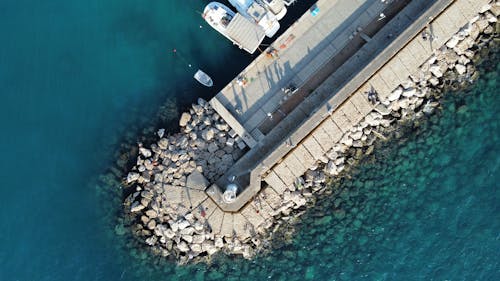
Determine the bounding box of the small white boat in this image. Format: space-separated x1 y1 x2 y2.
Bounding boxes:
260 0 287 20
203 2 266 54
194 69 213 87
229 0 280 38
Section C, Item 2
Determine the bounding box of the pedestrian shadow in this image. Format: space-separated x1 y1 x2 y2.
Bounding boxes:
231 83 248 119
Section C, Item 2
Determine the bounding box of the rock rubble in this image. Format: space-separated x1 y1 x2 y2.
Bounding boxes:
123 97 251 263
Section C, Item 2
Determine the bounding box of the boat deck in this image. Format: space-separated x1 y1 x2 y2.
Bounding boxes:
226 14 266 54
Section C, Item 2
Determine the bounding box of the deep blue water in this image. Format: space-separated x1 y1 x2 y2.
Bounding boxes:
0 1 498 280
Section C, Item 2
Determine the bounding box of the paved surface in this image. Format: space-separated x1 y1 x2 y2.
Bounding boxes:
190 0 492 237
211 0 379 142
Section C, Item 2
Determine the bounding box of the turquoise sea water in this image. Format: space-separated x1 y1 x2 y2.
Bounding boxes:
0 1 498 280
0 1 250 280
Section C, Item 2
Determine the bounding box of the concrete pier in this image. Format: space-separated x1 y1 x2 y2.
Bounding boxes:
124 0 498 262
204 0 492 227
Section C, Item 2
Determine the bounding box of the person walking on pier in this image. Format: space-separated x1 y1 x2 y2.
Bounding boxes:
366 87 379 105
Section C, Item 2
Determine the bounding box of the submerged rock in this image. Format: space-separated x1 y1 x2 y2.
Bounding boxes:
157 128 165 138
423 101 439 115
114 224 127 236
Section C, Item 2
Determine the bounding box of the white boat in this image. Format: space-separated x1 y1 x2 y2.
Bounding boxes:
203 2 266 54
228 0 280 38
259 0 287 20
203 2 235 39
194 69 213 87
283 0 297 6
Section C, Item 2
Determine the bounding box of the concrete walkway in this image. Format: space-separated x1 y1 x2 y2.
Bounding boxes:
211 0 383 142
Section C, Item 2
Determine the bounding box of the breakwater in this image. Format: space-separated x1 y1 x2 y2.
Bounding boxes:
122 0 499 264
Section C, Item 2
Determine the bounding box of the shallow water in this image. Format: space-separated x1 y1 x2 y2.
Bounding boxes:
284 59 500 280
0 1 498 280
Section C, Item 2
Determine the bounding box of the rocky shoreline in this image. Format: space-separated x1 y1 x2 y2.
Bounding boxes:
121 3 498 264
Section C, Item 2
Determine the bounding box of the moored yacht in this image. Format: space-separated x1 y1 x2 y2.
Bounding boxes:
259 0 287 20
203 2 266 54
203 2 236 39
228 0 280 38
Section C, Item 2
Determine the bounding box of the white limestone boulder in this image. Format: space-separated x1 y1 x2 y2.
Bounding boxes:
130 201 145 212
429 65 443 78
179 112 191 127
177 241 190 252
127 172 140 183
455 64 467 75
446 36 459 48
402 87 417 98
388 87 403 101
202 128 215 141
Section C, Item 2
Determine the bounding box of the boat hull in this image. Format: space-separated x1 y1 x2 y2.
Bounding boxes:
194 70 214 87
